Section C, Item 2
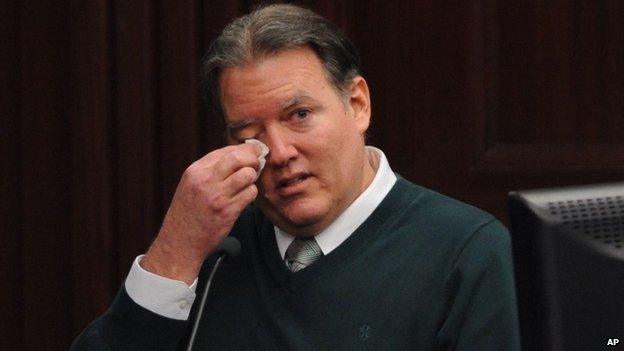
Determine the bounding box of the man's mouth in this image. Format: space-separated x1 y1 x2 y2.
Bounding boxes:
278 173 311 188
275 173 312 196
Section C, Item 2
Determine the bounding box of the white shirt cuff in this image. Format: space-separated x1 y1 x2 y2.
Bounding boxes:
125 255 198 320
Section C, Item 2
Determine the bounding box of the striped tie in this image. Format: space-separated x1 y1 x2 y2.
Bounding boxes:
285 237 323 272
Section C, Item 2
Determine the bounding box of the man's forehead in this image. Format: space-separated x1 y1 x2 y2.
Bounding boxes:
219 49 329 120
220 48 327 92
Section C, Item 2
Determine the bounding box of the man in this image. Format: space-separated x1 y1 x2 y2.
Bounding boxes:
73 4 520 350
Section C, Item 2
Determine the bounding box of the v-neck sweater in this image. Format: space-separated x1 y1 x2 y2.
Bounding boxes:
72 176 520 350
189 176 520 350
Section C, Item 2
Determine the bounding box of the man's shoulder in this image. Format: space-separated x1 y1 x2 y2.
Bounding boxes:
389 176 506 240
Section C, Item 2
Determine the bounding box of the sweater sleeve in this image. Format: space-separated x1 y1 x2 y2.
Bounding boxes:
70 285 189 350
436 220 521 351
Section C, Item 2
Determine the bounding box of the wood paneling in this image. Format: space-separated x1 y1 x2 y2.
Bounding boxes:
19 1 73 348
470 0 624 220
483 1 624 147
489 2 624 145
113 0 160 282
3 1 623 349
0 2 22 349
67 0 115 335
158 0 202 216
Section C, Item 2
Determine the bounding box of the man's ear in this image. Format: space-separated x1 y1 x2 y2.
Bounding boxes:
347 76 372 135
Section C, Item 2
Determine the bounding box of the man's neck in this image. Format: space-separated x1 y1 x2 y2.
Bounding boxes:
274 146 397 258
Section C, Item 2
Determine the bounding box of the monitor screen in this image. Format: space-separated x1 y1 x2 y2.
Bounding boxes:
508 182 624 351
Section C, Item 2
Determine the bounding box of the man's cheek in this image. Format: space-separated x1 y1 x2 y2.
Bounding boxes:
255 177 275 202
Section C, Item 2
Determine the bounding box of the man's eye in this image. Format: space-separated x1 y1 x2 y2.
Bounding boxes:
293 109 310 120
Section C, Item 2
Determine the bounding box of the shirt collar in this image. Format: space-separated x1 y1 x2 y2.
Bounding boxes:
275 146 397 259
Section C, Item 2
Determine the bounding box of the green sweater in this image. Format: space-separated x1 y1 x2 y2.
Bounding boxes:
72 176 521 350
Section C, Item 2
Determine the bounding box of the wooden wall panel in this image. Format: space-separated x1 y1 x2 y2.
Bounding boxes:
67 0 115 337
19 1 73 349
0 2 22 349
113 0 160 282
469 0 624 221
487 1 624 146
157 0 202 216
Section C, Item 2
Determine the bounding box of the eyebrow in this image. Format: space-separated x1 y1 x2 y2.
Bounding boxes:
226 119 255 131
280 94 315 111
225 93 318 134
225 119 258 139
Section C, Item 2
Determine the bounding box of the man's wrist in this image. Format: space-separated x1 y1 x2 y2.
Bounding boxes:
142 236 204 285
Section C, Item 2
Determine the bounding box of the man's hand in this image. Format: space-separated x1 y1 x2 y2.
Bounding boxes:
141 144 261 284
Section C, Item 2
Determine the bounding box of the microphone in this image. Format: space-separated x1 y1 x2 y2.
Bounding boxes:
186 237 241 351
216 236 241 259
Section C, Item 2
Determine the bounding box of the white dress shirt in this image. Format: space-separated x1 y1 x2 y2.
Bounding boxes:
125 146 396 320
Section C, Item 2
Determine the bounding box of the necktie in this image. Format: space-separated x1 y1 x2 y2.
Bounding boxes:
284 236 323 272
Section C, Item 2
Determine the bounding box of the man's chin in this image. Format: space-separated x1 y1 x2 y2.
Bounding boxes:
262 201 328 235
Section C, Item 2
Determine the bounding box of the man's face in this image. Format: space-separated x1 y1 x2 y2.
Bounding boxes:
219 47 373 236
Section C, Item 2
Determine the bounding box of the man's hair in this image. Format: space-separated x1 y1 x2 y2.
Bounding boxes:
200 4 362 118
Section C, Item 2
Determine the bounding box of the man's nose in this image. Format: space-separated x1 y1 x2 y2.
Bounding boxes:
263 128 297 167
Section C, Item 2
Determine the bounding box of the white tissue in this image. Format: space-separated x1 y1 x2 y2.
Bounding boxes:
244 139 269 180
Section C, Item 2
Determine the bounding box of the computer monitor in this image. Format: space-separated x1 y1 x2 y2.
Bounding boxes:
508 183 624 351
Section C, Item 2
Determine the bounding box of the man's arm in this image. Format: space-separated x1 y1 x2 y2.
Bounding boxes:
70 285 188 351
71 144 262 349
436 220 522 351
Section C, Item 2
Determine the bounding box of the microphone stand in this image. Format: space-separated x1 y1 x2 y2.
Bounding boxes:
186 237 240 351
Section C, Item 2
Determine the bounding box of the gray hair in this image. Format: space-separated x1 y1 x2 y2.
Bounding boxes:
200 3 362 118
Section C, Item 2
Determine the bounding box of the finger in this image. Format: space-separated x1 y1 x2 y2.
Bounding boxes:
217 143 263 162
211 144 260 180
193 143 259 168
222 166 257 197
229 184 258 212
